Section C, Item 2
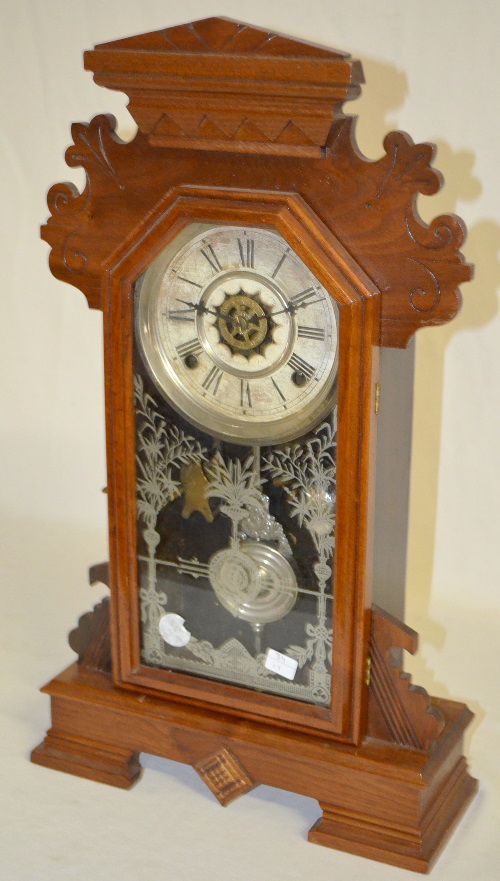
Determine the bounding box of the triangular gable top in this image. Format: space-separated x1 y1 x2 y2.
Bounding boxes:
93 17 351 61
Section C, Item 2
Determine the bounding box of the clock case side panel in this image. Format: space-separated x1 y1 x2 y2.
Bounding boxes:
102 190 381 744
372 341 415 620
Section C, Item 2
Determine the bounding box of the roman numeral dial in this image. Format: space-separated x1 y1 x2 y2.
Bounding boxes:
176 338 203 359
238 237 254 268
201 244 222 274
290 287 320 309
297 325 326 341
137 223 339 444
202 365 223 395
240 379 252 408
176 337 203 369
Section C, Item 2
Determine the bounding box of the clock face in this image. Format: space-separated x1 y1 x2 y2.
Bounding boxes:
137 224 338 444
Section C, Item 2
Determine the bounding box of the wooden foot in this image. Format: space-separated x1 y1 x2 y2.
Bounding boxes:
31 731 142 789
308 756 478 873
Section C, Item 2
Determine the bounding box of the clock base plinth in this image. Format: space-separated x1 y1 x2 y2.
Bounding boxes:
32 663 476 873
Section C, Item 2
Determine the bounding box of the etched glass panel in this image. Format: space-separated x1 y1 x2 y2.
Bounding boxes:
134 369 336 706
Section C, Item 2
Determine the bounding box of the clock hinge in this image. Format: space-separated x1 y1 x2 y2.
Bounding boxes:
365 655 372 687
374 382 381 415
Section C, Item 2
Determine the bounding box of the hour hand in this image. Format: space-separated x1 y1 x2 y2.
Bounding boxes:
177 298 201 312
178 299 228 321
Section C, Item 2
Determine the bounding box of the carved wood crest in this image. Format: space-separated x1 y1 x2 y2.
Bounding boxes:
42 19 472 347
84 17 363 157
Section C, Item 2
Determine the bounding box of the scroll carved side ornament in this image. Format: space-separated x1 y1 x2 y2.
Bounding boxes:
42 111 471 346
327 121 472 345
68 563 111 672
42 114 128 309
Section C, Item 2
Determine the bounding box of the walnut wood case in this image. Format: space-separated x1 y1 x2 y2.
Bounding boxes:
31 18 477 873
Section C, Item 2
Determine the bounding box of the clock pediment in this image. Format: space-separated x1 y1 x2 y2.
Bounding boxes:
84 17 363 157
92 17 350 59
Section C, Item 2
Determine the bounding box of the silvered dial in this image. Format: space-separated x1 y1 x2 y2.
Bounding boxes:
137 224 338 444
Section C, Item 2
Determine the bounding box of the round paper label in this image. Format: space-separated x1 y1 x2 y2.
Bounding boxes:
159 613 191 647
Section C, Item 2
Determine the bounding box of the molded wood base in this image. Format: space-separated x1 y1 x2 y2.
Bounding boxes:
32 664 477 872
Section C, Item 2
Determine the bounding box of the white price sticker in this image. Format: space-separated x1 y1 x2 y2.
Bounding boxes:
159 613 191 647
265 649 298 681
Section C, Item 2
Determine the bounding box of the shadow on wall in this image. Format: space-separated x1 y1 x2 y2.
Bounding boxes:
349 56 500 636
407 211 500 632
350 56 409 158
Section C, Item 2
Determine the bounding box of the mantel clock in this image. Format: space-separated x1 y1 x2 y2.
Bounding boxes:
32 18 477 873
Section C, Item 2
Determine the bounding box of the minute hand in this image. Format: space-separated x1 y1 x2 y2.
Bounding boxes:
272 297 323 318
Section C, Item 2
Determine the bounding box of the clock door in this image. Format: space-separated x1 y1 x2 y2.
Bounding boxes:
106 191 380 741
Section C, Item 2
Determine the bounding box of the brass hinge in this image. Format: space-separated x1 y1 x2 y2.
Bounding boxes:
365 656 372 687
374 383 381 415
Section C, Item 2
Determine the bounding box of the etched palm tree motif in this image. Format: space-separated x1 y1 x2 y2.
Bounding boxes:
134 375 206 655
263 416 337 704
198 452 298 645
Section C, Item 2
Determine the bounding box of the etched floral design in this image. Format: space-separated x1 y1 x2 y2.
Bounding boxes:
135 375 206 521
135 375 206 631
262 413 337 699
263 416 337 571
135 380 337 705
205 452 264 538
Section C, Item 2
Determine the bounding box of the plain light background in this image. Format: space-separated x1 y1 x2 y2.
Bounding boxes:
1 1 499 879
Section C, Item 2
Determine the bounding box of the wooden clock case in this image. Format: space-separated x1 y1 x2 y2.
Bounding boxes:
31 18 477 873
